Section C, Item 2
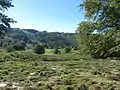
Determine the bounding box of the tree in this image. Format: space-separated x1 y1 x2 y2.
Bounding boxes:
0 0 15 38
5 45 14 52
64 46 71 53
77 0 120 58
76 21 97 55
76 21 120 58
80 0 120 32
33 43 45 54
13 43 25 51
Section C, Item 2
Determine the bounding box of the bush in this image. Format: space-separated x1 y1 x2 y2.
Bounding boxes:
54 47 61 54
5 45 15 52
78 84 88 90
13 43 25 51
64 46 71 53
33 44 45 54
73 45 78 50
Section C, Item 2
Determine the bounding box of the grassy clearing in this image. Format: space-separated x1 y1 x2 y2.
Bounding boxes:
45 49 54 55
0 51 120 90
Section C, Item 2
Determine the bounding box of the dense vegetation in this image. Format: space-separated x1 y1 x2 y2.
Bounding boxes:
0 51 120 90
77 0 120 58
33 43 45 54
0 0 16 38
0 28 76 49
0 0 120 90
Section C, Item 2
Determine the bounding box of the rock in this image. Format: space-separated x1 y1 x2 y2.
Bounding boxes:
30 72 35 75
0 83 7 87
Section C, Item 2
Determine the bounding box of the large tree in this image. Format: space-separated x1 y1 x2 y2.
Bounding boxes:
77 0 120 58
0 0 15 38
80 0 120 31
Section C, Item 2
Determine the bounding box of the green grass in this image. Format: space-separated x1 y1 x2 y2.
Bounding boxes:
45 49 54 55
0 51 120 90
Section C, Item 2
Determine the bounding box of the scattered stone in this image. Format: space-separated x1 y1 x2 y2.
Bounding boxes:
30 72 35 75
0 83 7 87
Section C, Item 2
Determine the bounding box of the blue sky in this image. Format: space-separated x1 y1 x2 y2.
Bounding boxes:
7 0 84 32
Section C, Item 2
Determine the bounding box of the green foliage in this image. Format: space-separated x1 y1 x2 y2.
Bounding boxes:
54 47 61 54
76 21 96 55
106 30 120 57
73 45 78 50
13 43 25 51
5 45 14 52
0 51 120 89
0 0 16 38
77 21 120 58
33 43 45 54
77 0 120 58
78 84 88 90
80 0 120 31
64 46 71 53
1 29 76 49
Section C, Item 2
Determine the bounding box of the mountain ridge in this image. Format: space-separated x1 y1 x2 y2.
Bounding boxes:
0 28 77 49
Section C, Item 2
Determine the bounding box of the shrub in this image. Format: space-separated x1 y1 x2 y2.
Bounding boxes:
54 47 61 54
13 43 25 51
73 45 78 50
65 86 74 90
78 84 88 90
64 46 71 53
5 45 15 52
33 44 45 54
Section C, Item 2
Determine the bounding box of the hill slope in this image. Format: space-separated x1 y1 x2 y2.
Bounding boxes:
0 28 77 49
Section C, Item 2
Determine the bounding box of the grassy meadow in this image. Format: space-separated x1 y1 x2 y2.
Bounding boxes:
0 50 120 90
0 0 120 90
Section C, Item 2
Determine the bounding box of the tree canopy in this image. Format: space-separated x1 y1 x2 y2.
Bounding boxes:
0 0 15 38
80 0 120 32
77 0 120 58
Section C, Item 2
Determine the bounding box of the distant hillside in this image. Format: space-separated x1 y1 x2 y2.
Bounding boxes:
22 29 40 34
0 28 77 49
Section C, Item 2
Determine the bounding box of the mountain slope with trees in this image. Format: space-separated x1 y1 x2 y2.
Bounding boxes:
0 28 77 49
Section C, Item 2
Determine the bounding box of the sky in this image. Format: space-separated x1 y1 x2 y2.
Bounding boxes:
6 0 85 33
